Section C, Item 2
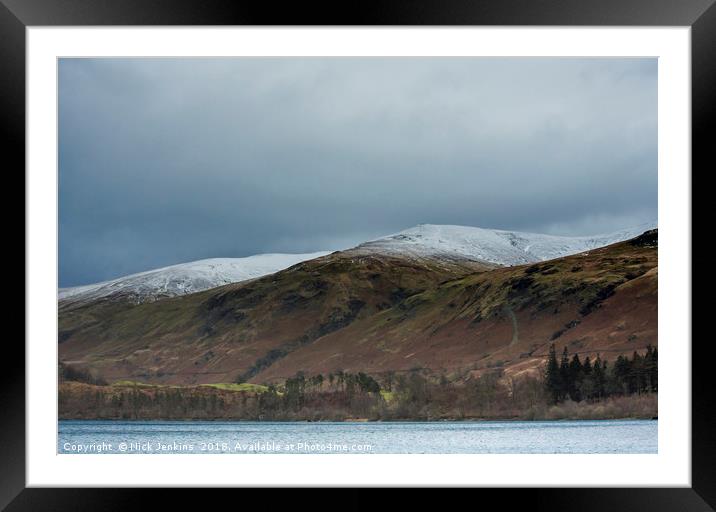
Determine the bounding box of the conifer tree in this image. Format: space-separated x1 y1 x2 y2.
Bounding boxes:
568 353 583 401
579 355 593 400
544 343 561 403
559 347 570 401
613 354 631 394
631 351 645 394
644 345 658 392
592 354 606 399
651 346 658 392
583 356 592 376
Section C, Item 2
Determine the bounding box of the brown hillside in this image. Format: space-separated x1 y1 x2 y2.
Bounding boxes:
58 233 657 385
59 252 490 384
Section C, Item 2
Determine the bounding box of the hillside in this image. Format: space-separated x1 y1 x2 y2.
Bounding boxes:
58 229 657 386
59 252 329 306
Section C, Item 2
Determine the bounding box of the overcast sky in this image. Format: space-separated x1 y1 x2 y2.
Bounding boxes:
59 58 657 287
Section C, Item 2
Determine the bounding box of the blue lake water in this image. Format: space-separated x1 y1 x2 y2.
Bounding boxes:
58 419 657 454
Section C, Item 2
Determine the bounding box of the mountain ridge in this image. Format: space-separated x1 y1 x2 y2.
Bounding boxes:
58 229 657 386
59 252 330 305
354 221 657 266
59 221 656 306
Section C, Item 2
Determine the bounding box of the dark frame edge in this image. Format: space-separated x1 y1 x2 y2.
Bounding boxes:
0 1 26 511
691 0 716 508
1 0 716 26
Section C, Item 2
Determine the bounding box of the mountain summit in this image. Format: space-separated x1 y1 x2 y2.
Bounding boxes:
59 252 330 305
354 222 657 266
59 222 656 306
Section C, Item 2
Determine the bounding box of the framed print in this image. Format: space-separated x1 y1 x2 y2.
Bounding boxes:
4 0 714 509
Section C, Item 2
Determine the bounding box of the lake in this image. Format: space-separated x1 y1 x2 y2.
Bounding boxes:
58 419 657 454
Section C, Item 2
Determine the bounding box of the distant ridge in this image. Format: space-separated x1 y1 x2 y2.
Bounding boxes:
59 252 330 305
59 221 656 306
353 222 657 266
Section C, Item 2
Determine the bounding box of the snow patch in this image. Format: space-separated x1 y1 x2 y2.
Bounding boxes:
355 222 656 267
59 252 330 305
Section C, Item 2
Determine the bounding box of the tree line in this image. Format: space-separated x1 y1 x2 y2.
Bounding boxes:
544 343 657 404
58 347 657 420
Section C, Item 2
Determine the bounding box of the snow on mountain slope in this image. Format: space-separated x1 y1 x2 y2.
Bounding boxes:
353 222 657 267
59 222 656 306
59 252 330 305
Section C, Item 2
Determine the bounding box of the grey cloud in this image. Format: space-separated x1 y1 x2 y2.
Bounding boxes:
59 57 657 286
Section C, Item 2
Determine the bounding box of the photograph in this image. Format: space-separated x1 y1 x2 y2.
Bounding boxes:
6 0 709 503
57 56 659 455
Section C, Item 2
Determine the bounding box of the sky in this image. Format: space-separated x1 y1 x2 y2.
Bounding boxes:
59 58 657 287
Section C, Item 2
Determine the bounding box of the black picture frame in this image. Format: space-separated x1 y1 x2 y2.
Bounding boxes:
4 0 713 509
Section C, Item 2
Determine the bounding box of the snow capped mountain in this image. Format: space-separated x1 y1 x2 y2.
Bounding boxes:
59 222 656 307
59 252 330 305
353 222 657 267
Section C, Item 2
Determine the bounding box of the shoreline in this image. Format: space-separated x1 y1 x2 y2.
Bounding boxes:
59 381 657 423
59 416 657 423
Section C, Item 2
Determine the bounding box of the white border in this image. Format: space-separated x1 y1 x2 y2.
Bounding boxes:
27 27 691 487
